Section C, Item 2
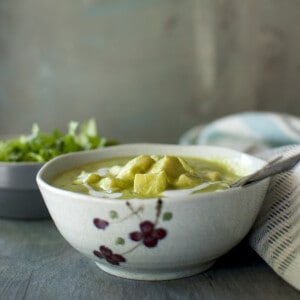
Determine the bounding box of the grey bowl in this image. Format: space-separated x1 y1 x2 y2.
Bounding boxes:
0 161 50 219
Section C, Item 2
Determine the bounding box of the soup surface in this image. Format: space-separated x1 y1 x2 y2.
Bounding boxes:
52 154 241 199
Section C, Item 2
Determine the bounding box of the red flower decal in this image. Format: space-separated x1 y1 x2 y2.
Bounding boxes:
93 246 126 265
129 220 167 248
93 218 109 230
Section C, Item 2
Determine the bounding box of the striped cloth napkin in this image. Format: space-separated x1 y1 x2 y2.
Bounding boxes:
180 112 300 291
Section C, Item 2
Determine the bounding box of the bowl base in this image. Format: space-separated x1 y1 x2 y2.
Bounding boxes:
95 260 215 281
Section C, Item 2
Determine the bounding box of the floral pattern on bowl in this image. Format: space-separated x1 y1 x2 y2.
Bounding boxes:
92 199 172 266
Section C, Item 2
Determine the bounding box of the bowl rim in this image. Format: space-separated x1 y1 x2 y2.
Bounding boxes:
36 143 269 205
0 161 44 167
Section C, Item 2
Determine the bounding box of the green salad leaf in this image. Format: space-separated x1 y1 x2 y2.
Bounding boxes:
0 119 118 162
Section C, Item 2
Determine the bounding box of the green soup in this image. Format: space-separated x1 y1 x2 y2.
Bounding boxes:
52 154 241 199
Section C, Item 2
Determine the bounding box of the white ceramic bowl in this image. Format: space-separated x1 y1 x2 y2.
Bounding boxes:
36 144 270 280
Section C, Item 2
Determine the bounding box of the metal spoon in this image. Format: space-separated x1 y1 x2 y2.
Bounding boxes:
230 152 300 188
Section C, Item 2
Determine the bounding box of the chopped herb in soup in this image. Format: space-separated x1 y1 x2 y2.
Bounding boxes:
52 155 241 199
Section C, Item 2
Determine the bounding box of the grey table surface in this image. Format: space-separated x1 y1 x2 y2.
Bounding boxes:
1 218 300 300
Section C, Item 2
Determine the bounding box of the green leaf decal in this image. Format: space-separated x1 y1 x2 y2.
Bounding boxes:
163 212 173 221
115 237 125 245
109 210 118 219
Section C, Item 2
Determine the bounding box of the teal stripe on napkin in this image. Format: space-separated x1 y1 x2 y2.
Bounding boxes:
182 112 300 150
242 113 300 146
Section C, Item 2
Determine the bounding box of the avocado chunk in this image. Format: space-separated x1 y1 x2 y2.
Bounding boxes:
99 177 128 193
109 165 122 177
149 156 189 180
116 154 155 181
86 173 102 184
174 174 203 189
178 158 197 176
205 171 221 181
134 171 167 196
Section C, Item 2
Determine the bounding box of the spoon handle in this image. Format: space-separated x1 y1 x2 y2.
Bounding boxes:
230 152 300 188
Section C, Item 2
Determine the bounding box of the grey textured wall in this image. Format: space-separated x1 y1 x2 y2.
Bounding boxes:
0 0 299 143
